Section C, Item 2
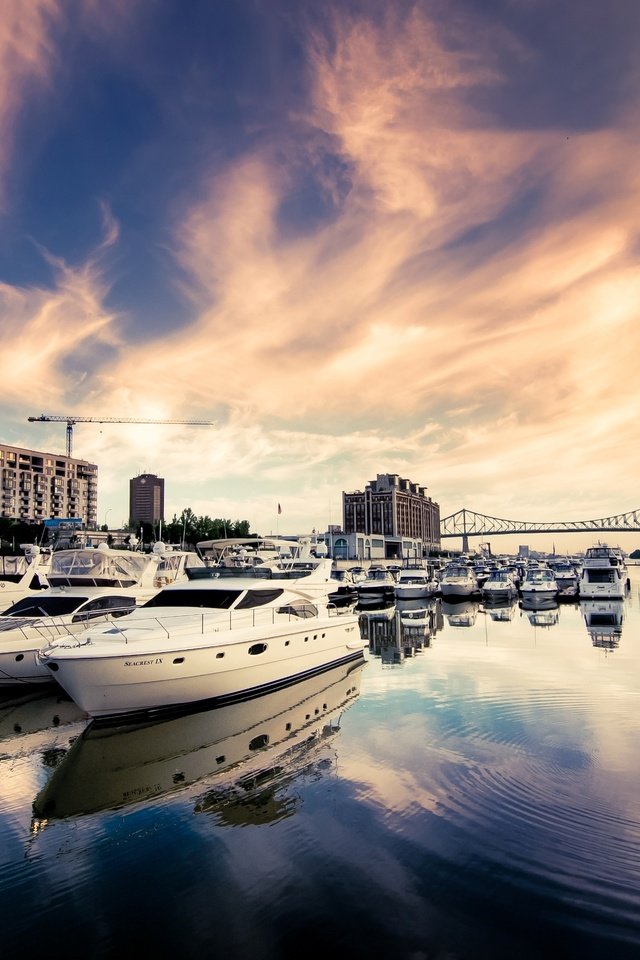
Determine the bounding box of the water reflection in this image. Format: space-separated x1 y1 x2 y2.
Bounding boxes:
518 595 560 631
485 600 517 622
0 687 86 741
31 658 365 827
441 599 479 627
581 598 624 650
360 600 443 662
355 591 629 652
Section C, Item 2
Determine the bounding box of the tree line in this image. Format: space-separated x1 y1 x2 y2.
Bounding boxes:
0 509 253 554
125 508 251 548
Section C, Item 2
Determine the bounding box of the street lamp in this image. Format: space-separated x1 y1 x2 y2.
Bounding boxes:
104 508 112 530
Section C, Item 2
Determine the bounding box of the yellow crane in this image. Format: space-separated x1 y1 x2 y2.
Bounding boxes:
28 414 215 457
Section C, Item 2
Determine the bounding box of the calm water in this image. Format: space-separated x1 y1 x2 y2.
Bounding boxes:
2 568 639 960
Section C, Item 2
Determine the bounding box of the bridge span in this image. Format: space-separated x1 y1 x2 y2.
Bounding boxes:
440 507 640 552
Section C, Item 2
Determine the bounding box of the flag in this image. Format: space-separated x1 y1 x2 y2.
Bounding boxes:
277 503 282 515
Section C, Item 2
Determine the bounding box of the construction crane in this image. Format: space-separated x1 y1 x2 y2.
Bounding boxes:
28 414 215 457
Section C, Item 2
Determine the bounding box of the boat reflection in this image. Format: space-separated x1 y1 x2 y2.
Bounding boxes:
441 600 479 627
31 659 365 827
397 598 442 650
484 600 517 622
361 600 443 662
0 687 86 742
581 598 624 650
520 596 560 628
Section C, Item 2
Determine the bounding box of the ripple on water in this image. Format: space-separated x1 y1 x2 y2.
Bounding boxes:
408 685 640 941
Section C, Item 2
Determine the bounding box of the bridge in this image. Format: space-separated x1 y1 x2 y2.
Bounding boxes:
440 507 640 552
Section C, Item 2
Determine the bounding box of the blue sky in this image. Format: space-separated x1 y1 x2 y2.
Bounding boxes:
1 0 639 551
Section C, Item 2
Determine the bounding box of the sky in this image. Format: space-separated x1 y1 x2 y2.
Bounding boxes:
1 0 639 554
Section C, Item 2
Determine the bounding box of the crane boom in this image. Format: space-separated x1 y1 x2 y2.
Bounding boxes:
28 414 215 457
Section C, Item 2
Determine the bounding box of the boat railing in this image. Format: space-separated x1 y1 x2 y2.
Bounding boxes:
39 599 353 646
7 604 147 644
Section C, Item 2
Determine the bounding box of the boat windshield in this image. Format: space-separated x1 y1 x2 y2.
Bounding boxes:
2 595 87 618
141 587 286 610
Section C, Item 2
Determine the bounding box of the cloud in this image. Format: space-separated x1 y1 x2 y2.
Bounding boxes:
0 0 59 209
2 2 639 535
0 206 121 409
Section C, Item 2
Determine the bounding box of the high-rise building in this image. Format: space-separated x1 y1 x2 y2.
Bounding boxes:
0 443 98 528
129 473 165 526
342 473 441 554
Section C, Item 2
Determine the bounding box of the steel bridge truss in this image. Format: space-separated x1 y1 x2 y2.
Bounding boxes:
440 507 640 542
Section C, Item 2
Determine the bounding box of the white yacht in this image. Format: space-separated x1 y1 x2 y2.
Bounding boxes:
327 568 359 608
519 566 558 602
394 565 438 601
0 545 51 609
578 544 629 599
439 563 480 600
38 561 366 721
548 558 580 598
0 542 203 686
356 565 397 605
481 568 518 603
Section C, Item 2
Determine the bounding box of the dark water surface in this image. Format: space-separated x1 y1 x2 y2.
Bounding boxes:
2 568 639 959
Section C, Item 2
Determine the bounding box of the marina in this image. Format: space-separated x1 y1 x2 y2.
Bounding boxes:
2 561 639 958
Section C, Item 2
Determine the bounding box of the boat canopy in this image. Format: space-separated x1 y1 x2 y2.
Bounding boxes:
48 548 153 587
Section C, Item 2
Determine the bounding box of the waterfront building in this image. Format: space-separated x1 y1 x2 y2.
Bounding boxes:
337 473 441 561
129 473 165 526
0 442 98 529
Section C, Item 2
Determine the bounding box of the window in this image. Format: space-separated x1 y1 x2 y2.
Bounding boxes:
276 603 317 619
143 588 241 609
235 589 284 609
248 643 268 656
3 596 83 618
72 596 137 621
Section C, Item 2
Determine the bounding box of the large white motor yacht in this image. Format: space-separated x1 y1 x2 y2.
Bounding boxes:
38 560 366 721
578 544 629 600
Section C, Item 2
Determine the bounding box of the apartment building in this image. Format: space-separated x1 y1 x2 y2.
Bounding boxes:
0 443 98 528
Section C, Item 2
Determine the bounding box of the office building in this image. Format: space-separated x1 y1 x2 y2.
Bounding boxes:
338 473 441 560
0 443 98 528
129 473 165 526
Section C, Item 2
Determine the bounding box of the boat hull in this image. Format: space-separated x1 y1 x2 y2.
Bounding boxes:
579 572 626 599
519 588 558 601
40 614 366 720
440 582 477 599
482 587 516 603
394 584 436 601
